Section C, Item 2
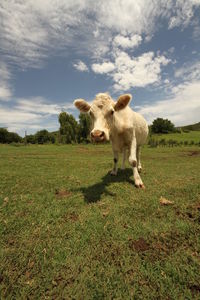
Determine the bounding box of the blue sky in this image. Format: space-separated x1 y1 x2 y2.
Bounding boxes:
0 0 200 136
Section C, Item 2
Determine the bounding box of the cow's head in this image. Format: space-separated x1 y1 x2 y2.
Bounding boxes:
74 93 132 142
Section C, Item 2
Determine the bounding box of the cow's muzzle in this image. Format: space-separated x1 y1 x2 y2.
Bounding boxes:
91 130 105 142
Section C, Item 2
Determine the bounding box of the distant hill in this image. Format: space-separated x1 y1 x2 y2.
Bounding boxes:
178 122 200 131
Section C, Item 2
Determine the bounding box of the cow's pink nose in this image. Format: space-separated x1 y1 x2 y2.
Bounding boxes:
91 130 105 139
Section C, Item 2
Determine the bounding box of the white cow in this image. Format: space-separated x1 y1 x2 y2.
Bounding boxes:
74 93 148 188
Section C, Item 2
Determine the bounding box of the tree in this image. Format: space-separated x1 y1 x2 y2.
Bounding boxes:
8 132 22 143
34 130 55 144
151 118 175 134
0 128 22 143
58 112 78 143
24 131 56 144
25 134 36 144
78 113 91 143
0 128 9 143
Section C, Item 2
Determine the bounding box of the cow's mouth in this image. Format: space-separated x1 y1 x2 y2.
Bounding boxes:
91 130 107 143
91 136 106 143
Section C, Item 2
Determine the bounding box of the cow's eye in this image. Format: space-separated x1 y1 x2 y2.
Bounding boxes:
111 110 114 115
89 111 94 117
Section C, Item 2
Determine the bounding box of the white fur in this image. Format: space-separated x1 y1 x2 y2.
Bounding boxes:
74 93 148 188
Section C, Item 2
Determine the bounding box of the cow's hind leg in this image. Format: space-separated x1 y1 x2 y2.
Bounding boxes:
129 136 144 188
110 150 118 176
136 146 142 173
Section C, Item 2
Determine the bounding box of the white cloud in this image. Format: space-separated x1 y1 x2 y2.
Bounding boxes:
95 1 200 37
91 51 171 90
95 1 159 35
113 34 142 49
73 60 89 72
92 62 115 74
0 0 199 68
137 61 200 126
16 97 61 115
0 106 42 125
7 122 59 137
193 24 200 40
114 51 170 90
0 62 10 81
136 80 200 126
0 96 71 135
0 0 89 67
174 61 200 82
168 47 175 54
0 62 12 100
168 0 200 29
0 86 12 100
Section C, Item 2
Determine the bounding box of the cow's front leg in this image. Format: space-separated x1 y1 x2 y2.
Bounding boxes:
110 151 118 175
133 166 144 188
129 136 144 188
122 148 126 170
137 146 142 173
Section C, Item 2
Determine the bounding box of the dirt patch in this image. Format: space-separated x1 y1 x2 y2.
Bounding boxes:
129 231 193 261
61 211 79 222
7 238 16 246
175 202 200 223
187 150 200 156
129 238 150 252
0 274 3 283
191 202 200 211
67 213 79 222
55 189 71 198
77 146 90 152
146 230 200 262
189 284 200 296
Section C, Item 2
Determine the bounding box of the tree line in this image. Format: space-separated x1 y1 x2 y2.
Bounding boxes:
0 112 91 144
0 114 197 144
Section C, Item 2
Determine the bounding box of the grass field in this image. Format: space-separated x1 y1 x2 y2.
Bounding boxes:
151 130 200 143
0 143 200 299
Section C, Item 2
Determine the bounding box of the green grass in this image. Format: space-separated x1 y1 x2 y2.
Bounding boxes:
0 144 200 299
151 130 200 143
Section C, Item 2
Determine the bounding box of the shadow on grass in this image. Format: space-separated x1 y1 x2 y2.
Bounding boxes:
74 168 133 203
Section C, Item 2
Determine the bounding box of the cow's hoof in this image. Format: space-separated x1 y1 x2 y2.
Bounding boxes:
135 179 145 189
135 183 145 189
110 170 117 176
138 167 142 173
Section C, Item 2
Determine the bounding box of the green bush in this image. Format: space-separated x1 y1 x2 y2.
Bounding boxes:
159 138 166 146
151 118 175 134
148 138 158 147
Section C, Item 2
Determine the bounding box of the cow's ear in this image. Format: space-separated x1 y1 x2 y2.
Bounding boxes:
74 99 91 113
114 94 132 111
